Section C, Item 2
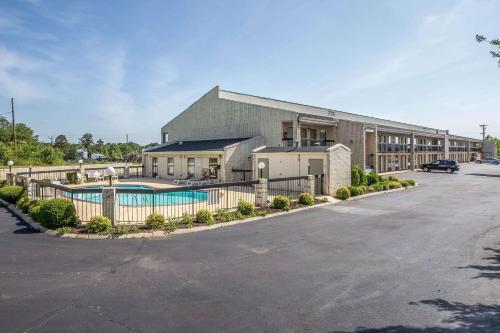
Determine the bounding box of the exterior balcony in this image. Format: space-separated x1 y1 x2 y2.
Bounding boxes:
415 144 443 152
449 146 468 152
282 138 335 147
377 143 411 153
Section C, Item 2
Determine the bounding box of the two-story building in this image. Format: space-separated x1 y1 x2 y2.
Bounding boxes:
143 86 483 182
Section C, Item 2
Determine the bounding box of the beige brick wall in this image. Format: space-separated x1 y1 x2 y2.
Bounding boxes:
328 145 352 194
335 120 365 170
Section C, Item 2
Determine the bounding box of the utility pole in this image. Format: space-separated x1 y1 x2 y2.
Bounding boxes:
11 97 16 147
126 134 129 144
480 124 487 143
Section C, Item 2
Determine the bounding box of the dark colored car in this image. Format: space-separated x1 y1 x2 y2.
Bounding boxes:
422 160 460 173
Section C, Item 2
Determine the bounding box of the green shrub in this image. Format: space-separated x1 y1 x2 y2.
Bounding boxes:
85 216 112 234
237 200 254 216
358 169 367 186
351 166 361 187
114 225 132 236
321 197 329 203
272 195 291 211
348 186 361 197
336 187 350 200
16 196 30 213
299 193 315 206
367 172 381 185
28 200 44 222
196 209 215 225
369 184 381 192
382 183 390 190
359 185 368 194
0 185 25 204
255 210 267 217
166 218 178 232
233 211 244 220
38 199 78 229
407 180 416 186
387 175 399 182
66 172 78 184
400 180 410 188
216 208 231 222
388 181 402 189
181 213 193 228
56 226 73 234
145 213 166 229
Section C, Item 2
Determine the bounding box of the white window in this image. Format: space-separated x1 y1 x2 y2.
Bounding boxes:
167 157 174 176
162 132 169 143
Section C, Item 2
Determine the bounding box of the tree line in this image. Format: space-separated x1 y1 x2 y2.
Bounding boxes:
0 116 157 166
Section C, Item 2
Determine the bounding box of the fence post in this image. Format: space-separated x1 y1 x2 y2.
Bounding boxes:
123 166 130 179
102 187 117 226
306 175 315 196
255 178 268 207
24 177 33 199
6 172 14 185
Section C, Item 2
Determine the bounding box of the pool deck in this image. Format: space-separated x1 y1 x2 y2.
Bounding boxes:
66 177 182 189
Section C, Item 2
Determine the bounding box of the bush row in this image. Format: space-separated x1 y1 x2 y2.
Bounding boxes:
336 169 416 200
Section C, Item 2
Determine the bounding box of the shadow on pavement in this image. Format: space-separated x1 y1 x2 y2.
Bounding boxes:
12 221 38 234
335 299 500 332
465 173 500 178
458 247 500 280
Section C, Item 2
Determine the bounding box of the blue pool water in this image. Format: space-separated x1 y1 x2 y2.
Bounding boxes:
71 185 208 206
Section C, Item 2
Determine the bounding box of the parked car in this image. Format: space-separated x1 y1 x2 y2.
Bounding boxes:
422 160 460 173
479 157 499 165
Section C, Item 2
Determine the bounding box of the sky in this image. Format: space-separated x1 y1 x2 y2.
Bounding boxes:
0 0 498 144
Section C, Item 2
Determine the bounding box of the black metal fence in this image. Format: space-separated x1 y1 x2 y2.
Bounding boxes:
20 175 311 225
29 179 102 222
267 176 308 200
231 168 253 181
115 180 259 224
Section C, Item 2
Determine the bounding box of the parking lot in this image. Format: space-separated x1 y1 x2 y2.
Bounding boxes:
1 163 500 332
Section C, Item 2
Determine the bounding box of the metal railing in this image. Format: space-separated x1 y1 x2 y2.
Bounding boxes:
282 138 335 147
378 143 411 153
21 175 311 226
267 176 308 200
29 179 102 222
115 180 259 224
415 144 443 152
17 168 79 182
449 146 468 152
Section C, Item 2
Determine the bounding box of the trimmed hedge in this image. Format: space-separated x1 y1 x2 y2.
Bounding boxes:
28 200 44 222
85 216 112 234
299 193 314 206
66 172 78 184
0 185 25 204
336 187 350 200
237 200 254 216
145 213 166 229
16 196 31 213
196 209 215 225
273 196 291 211
38 199 78 229
367 172 382 185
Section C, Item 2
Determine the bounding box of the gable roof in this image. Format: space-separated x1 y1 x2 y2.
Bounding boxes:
144 137 252 153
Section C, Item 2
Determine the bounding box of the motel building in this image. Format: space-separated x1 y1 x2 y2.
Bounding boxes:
143 86 487 193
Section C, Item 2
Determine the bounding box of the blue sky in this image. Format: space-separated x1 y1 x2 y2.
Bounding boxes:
0 0 498 144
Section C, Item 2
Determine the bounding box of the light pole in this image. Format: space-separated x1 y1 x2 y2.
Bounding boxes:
7 160 13 173
78 159 83 169
106 166 117 187
257 161 266 179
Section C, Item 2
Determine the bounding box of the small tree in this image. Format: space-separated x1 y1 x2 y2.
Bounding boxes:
476 35 500 67
79 133 94 152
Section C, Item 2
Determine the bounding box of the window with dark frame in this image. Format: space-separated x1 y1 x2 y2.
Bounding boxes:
209 158 218 179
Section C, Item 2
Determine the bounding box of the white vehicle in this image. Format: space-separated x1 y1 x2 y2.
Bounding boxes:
479 157 499 165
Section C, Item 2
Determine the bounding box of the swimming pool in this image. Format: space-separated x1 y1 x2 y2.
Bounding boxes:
71 185 208 206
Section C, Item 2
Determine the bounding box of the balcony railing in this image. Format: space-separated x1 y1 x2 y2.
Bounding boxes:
282 138 335 147
415 144 443 152
449 146 468 152
470 147 481 152
378 143 411 153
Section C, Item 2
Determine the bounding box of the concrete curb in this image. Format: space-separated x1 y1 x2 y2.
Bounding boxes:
0 198 49 233
2 185 416 240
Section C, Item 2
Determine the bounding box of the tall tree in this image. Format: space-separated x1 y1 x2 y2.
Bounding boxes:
96 138 104 153
476 35 500 67
53 134 69 150
79 133 94 152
